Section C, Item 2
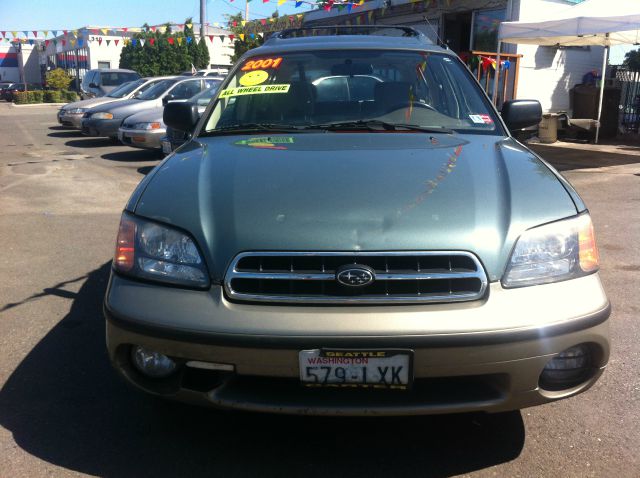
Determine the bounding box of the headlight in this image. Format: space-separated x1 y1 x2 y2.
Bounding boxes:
113 213 210 288
502 213 599 288
92 112 114 120
134 122 162 130
66 108 86 114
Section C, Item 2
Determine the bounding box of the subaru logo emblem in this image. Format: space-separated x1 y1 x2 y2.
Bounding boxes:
336 264 375 287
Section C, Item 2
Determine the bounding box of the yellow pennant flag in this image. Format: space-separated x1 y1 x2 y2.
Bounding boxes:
177 37 183 45
70 38 76 46
241 20 247 26
278 0 286 5
101 28 109 35
358 0 364 4
11 31 18 38
72 30 78 36
186 23 193 29
269 17 275 23
213 22 219 27
297 14 303 19
43 30 49 37
239 33 245 41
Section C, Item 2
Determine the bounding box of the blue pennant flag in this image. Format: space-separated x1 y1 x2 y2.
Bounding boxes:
347 2 353 12
250 33 255 39
295 1 303 6
132 38 137 46
186 36 192 44
78 39 84 47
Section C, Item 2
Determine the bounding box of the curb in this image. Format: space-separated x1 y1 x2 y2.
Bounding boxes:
10 102 67 108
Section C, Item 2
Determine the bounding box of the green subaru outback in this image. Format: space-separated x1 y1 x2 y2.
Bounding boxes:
104 26 610 415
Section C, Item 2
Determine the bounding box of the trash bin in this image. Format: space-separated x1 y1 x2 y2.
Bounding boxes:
538 113 559 143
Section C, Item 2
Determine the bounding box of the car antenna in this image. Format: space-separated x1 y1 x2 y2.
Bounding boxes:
423 15 448 49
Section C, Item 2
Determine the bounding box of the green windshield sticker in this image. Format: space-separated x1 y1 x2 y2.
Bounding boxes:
219 84 291 98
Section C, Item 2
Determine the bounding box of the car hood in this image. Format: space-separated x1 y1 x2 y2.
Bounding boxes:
133 133 579 281
89 98 159 118
63 96 124 111
123 107 165 125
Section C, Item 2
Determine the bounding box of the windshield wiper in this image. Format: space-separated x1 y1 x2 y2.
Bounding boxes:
308 120 455 134
202 123 309 135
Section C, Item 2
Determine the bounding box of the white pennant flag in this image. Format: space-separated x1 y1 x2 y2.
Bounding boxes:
140 38 145 47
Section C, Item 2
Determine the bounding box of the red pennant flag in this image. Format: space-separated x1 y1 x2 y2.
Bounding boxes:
98 37 102 45
263 0 269 3
260 19 267 25
149 38 155 46
208 35 214 42
92 29 99 35
232 21 237 27
115 39 120 45
0 32 5 38
178 24 184 28
168 37 174 45
61 39 66 45
63 30 68 35
229 34 235 41
149 27 155 32
289 16 295 22
45 39 50 46
33 31 39 37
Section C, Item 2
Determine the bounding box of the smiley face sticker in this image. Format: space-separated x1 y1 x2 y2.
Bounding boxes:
239 70 269 87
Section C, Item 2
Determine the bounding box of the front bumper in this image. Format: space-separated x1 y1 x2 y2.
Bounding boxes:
81 117 122 138
105 273 610 416
58 110 84 128
118 127 165 149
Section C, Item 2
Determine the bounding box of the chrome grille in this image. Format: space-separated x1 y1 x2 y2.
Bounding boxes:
224 252 488 304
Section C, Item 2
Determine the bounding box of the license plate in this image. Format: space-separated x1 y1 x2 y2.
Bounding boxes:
299 349 413 390
161 140 172 154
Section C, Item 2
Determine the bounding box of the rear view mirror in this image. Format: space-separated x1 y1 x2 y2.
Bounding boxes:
162 94 175 106
501 100 542 131
331 63 373 76
164 102 199 133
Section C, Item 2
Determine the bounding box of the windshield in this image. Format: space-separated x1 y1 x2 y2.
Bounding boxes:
136 79 178 101
101 72 139 86
203 50 502 135
106 79 144 98
190 80 222 106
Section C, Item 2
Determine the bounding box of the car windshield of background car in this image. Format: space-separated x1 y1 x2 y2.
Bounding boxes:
106 79 144 98
101 72 139 86
203 50 502 135
136 79 178 101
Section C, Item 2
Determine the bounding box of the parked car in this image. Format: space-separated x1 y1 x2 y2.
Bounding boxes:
160 79 223 154
180 68 228 77
2 83 43 101
80 69 140 100
105 27 610 416
117 107 166 150
81 77 216 139
0 82 19 100
58 77 173 129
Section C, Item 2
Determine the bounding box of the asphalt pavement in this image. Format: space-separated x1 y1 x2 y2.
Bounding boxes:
0 102 638 478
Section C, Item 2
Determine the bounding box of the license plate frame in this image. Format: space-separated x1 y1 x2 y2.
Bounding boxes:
299 348 414 390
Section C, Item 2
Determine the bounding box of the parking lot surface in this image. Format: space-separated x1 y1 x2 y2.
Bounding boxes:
0 103 639 477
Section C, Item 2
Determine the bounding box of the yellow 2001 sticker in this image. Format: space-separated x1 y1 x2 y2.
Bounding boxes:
219 84 290 98
239 70 269 86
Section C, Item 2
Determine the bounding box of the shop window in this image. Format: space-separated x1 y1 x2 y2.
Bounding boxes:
472 9 506 52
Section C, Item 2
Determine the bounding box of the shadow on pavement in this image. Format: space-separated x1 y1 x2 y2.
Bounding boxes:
101 149 162 162
65 138 116 148
530 143 640 172
48 131 83 139
0 263 525 478
137 165 156 175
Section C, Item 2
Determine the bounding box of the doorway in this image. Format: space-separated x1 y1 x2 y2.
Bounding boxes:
443 12 472 53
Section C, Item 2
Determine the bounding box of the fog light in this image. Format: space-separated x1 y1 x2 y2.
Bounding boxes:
539 344 592 391
131 345 177 378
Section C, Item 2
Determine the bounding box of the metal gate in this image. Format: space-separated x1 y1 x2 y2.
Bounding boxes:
616 68 640 134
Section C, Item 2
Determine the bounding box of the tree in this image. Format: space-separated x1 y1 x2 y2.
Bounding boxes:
227 13 265 64
120 18 209 76
623 49 640 71
45 68 73 90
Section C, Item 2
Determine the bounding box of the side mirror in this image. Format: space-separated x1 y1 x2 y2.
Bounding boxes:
162 94 175 106
89 82 98 89
501 100 543 131
164 102 199 133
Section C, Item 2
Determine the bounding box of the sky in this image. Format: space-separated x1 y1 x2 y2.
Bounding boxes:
0 0 315 30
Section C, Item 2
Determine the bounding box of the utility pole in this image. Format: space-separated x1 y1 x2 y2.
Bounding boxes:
200 0 206 39
245 0 250 21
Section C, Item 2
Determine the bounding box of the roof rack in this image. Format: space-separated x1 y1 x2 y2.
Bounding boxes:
272 25 424 40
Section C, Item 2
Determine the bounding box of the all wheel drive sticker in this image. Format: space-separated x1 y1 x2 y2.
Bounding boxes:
221 57 287 94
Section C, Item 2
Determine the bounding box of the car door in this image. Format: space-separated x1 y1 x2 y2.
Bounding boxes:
168 79 204 103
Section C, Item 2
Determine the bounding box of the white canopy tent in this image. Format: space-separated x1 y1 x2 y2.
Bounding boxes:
496 0 640 143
